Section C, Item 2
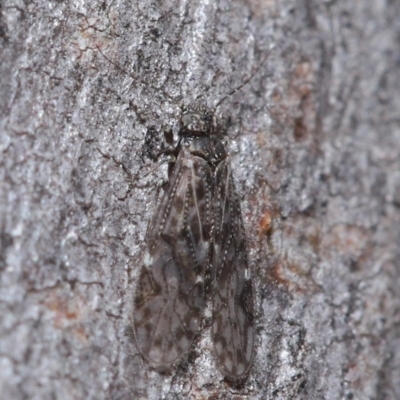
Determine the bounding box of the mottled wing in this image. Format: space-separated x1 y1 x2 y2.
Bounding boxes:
212 159 254 380
133 148 212 367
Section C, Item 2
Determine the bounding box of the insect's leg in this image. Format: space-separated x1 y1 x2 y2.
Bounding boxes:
146 153 176 191
96 146 158 202
96 146 136 180
163 124 175 148
141 125 177 188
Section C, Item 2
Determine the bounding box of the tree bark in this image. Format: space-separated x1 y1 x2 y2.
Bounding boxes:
1 0 399 399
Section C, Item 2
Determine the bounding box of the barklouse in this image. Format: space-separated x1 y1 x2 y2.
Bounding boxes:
133 103 254 380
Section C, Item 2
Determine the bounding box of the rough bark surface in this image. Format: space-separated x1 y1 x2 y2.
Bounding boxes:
1 0 399 399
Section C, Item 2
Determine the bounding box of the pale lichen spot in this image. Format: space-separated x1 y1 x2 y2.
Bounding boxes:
224 354 233 372
246 335 253 359
143 252 153 268
167 276 179 289
149 346 163 365
185 158 194 168
236 362 245 375
213 320 219 333
214 340 223 355
178 335 190 350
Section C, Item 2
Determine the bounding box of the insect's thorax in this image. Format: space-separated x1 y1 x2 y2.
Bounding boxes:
178 103 227 166
180 134 227 166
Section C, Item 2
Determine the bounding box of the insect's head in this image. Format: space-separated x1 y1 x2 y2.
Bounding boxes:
181 103 214 135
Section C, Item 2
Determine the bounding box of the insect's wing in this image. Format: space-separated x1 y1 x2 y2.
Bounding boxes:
133 149 212 367
212 159 255 380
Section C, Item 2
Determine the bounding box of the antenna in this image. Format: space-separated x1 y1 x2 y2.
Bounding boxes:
97 43 272 114
213 49 273 112
96 45 171 97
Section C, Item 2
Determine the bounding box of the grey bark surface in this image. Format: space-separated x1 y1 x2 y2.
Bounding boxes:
1 0 399 399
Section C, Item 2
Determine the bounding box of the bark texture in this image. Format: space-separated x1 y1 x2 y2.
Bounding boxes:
1 0 399 399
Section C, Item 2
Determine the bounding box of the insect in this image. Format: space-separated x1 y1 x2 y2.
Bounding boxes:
133 102 255 380
94 34 270 380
